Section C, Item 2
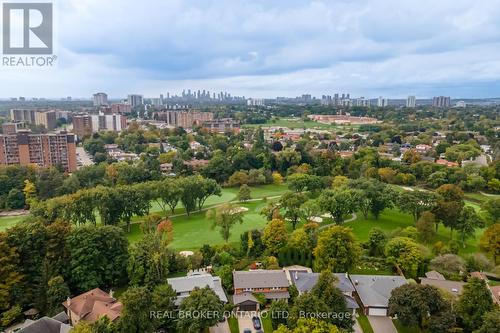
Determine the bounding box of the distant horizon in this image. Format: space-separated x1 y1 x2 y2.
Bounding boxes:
2 1 500 98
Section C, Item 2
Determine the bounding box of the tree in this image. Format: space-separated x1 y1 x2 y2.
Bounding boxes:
153 179 181 216
456 206 484 248
416 211 437 243
350 178 394 219
240 229 265 258
287 173 322 192
269 300 289 329
456 278 495 332
70 322 94 333
275 318 341 333
433 184 465 237
177 286 224 332
402 149 422 164
474 309 500 333
92 316 119 333
120 286 154 333
313 225 361 272
388 284 451 332
22 179 36 207
318 189 356 224
0 305 22 328
481 198 499 225
311 272 354 331
479 224 500 264
237 184 251 202
46 275 70 316
0 233 23 313
67 226 128 292
385 237 423 278
396 190 437 223
6 188 24 209
288 292 329 328
151 284 177 330
288 228 315 253
128 232 172 287
207 203 244 242
215 265 233 291
263 219 289 256
367 227 388 256
280 191 307 229
429 254 465 278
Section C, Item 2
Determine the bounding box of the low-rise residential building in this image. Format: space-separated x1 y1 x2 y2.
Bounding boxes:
167 274 228 306
436 159 459 167
420 277 465 297
62 288 122 326
233 270 290 311
350 274 407 316
202 118 240 133
16 314 71 333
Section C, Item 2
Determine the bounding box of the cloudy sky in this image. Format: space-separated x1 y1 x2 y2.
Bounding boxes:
2 0 500 99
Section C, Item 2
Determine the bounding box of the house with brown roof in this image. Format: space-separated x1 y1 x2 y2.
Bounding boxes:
62 288 122 326
233 270 290 311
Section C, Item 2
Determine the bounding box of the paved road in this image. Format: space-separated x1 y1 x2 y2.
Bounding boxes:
76 147 94 168
367 316 398 333
210 321 230 333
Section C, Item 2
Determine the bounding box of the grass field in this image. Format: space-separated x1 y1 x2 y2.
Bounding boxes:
357 313 374 333
393 320 420 333
243 117 360 131
261 315 274 332
0 215 26 232
345 208 483 255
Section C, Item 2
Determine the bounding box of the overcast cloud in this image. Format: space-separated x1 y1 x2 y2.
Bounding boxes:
2 0 500 98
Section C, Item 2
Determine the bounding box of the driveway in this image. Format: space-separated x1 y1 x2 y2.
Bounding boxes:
367 316 397 333
210 321 230 333
237 313 259 333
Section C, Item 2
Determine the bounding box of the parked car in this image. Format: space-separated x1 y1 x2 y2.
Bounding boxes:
252 316 262 330
243 329 252 333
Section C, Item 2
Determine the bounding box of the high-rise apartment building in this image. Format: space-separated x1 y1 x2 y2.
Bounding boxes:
2 122 27 135
93 93 108 106
73 113 127 138
10 109 57 130
127 94 143 108
377 96 389 107
406 95 416 108
153 109 214 128
0 131 77 172
111 103 132 114
432 96 451 108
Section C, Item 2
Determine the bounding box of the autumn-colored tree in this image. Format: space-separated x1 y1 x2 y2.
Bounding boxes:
480 224 500 264
263 219 289 256
313 225 361 272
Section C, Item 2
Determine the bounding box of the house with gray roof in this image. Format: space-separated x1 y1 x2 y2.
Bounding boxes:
167 274 228 306
420 277 465 297
233 270 290 311
350 274 407 316
289 272 358 313
16 316 71 333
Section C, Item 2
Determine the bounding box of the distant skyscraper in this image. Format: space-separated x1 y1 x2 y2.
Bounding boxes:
432 96 451 108
93 93 108 107
406 95 416 108
127 94 143 108
377 96 388 107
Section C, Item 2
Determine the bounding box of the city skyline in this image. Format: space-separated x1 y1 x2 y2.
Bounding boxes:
2 0 500 98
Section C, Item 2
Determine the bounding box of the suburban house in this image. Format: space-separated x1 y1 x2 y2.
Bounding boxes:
350 275 407 316
167 274 228 306
233 270 290 311
62 288 122 326
287 271 359 314
419 271 466 297
15 313 71 333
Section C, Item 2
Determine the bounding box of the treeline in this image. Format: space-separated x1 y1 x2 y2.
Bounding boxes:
30 175 221 228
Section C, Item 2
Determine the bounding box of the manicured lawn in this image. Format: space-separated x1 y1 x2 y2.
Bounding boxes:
345 208 483 256
129 200 270 250
261 315 274 332
393 320 420 333
228 316 239 333
0 215 25 232
357 313 374 333
243 117 359 131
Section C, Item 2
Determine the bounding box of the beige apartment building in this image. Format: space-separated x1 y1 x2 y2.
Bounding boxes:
10 109 57 130
0 131 77 172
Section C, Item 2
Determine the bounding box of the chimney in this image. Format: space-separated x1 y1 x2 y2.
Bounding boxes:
355 280 359 285
109 289 114 299
294 271 298 280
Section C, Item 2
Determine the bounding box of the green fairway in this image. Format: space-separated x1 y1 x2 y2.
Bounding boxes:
136 200 269 250
0 215 26 232
243 117 359 131
345 209 483 255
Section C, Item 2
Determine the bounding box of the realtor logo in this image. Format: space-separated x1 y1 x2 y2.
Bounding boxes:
2 2 53 54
